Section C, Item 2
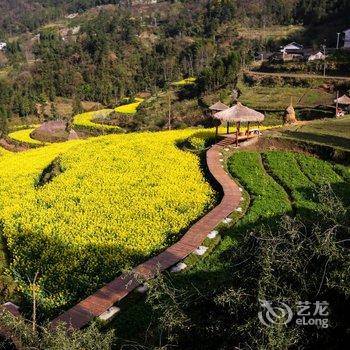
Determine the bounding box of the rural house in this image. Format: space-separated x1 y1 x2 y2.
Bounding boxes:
279 42 304 61
0 42 6 50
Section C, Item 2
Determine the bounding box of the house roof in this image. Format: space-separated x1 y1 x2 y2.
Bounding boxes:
334 95 350 105
214 103 265 123
209 101 229 111
283 42 303 49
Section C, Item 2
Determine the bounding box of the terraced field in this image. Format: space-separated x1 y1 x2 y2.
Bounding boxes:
73 98 144 133
0 130 214 313
8 128 43 145
269 117 350 151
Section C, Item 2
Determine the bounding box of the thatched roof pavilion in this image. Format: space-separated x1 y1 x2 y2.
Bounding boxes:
334 95 350 105
209 101 229 112
214 102 265 122
213 102 265 146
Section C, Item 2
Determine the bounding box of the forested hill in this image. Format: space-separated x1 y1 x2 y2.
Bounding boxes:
0 0 123 35
0 0 349 126
1 0 350 36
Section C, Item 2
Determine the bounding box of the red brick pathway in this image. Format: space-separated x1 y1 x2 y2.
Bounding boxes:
51 137 242 329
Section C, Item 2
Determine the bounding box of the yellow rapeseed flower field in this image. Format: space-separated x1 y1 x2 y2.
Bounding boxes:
73 109 119 132
172 77 197 86
73 98 144 133
114 97 144 114
0 130 214 311
8 128 44 145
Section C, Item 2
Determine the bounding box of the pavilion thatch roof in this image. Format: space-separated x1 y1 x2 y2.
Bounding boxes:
334 95 350 105
214 102 265 123
209 101 229 112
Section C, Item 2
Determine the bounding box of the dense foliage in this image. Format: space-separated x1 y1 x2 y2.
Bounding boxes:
0 130 214 314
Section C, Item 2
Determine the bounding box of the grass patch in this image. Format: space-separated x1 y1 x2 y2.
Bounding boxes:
334 164 350 182
237 24 303 41
269 117 350 152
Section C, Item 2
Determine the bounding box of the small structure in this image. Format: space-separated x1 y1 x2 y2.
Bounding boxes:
209 101 229 137
334 94 350 105
284 103 297 124
279 42 305 62
209 101 229 113
308 51 326 61
0 42 6 51
334 94 350 116
65 13 78 19
214 102 265 147
281 42 304 52
343 29 350 49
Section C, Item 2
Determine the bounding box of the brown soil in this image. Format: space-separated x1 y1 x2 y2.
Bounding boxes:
0 139 29 152
243 135 310 154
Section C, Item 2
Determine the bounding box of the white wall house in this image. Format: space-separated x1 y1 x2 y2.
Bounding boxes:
0 42 6 50
344 29 350 49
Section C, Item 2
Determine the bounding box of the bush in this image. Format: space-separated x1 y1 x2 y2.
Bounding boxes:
0 311 115 350
187 131 216 151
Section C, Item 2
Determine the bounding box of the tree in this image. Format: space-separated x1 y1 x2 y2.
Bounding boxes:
72 95 83 116
0 106 9 138
50 102 59 120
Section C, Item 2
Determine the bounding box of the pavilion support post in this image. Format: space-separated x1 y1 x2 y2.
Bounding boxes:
335 91 339 117
247 121 250 135
227 122 229 134
215 125 218 141
236 122 239 147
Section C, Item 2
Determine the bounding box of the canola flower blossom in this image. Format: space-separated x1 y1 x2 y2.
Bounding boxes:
73 98 144 133
73 109 118 132
172 77 197 86
8 128 44 145
0 130 215 311
114 97 144 114
0 146 11 156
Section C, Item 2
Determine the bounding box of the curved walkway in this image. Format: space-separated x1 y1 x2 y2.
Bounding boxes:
51 137 242 329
